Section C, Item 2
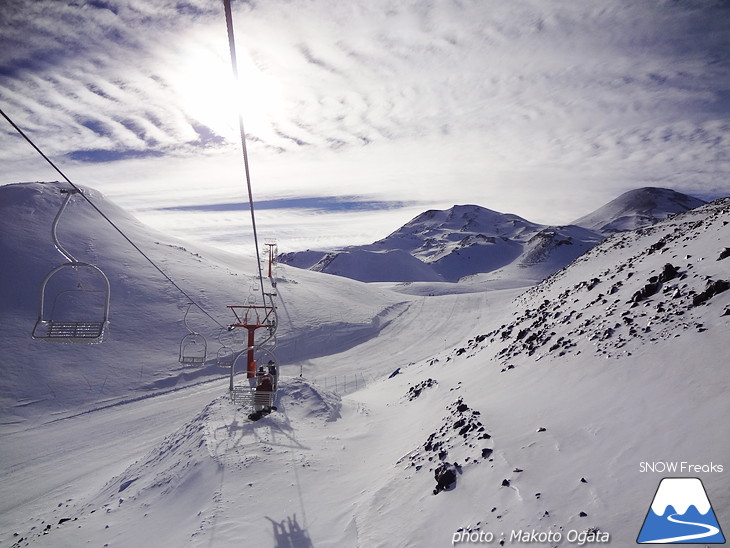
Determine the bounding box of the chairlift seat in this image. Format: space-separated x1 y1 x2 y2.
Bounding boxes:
32 320 108 343
180 355 206 365
32 262 111 344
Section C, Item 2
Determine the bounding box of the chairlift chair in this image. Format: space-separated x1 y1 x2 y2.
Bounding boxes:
229 346 278 409
178 303 208 366
32 262 111 343
216 345 235 368
215 327 237 368
179 332 207 365
32 188 111 344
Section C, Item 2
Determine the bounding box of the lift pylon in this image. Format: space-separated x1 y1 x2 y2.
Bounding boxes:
263 240 277 283
226 301 276 378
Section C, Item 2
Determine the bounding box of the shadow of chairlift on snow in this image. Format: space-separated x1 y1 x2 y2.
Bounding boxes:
266 514 314 548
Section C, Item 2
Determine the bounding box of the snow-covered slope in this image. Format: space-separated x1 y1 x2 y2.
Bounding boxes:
572 186 706 234
2 183 728 548
0 182 405 426
281 204 604 283
310 247 444 282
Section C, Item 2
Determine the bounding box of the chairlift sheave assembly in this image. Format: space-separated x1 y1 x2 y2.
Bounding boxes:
32 188 111 343
179 303 208 366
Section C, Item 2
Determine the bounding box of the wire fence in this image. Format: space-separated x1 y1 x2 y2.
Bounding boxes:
309 365 404 396
309 373 369 395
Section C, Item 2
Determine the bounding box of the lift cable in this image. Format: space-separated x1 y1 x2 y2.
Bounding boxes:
0 106 226 330
223 0 266 299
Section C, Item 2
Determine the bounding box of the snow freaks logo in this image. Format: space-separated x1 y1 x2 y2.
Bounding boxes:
637 477 726 544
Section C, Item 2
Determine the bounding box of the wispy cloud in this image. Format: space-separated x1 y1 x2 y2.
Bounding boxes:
1 0 729 253
159 196 416 212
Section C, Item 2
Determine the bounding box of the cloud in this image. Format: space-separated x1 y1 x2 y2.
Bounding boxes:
1 0 729 254
158 196 416 213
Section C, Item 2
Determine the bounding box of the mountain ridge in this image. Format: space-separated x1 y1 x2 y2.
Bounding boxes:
280 187 706 283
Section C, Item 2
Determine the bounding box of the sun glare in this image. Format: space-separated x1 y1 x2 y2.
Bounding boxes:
171 36 283 144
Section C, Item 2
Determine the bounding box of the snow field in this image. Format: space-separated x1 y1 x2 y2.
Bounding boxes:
1 183 728 547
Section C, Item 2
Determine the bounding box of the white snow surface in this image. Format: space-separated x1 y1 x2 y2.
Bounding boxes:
1 182 729 547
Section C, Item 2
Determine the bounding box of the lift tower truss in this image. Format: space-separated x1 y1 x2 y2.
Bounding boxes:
227 303 276 378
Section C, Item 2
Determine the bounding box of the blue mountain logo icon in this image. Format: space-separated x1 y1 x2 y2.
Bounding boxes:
637 477 725 544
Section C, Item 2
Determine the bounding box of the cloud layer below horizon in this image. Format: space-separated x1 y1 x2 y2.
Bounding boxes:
2 0 729 253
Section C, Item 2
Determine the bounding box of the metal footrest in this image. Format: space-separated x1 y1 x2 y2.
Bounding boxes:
32 320 107 343
180 356 206 366
231 387 274 407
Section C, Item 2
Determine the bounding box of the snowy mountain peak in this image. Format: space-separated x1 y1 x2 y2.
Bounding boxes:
572 187 706 234
280 189 707 284
388 204 537 241
280 202 606 283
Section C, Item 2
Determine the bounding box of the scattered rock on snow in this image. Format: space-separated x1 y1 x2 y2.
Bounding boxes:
406 398 493 494
433 462 458 494
405 378 438 401
692 279 729 306
631 280 661 303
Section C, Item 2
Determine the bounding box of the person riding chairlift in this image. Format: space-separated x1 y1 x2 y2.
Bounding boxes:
253 367 274 411
257 372 273 393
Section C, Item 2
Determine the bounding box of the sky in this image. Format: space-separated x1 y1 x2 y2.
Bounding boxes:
1 0 729 256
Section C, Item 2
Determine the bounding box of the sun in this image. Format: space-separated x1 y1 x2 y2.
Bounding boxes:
170 36 283 144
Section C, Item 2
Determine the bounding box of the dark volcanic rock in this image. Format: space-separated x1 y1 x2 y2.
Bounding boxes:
433 462 458 494
692 279 729 306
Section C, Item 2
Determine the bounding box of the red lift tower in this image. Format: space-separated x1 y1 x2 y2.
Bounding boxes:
227 304 276 378
264 240 277 281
